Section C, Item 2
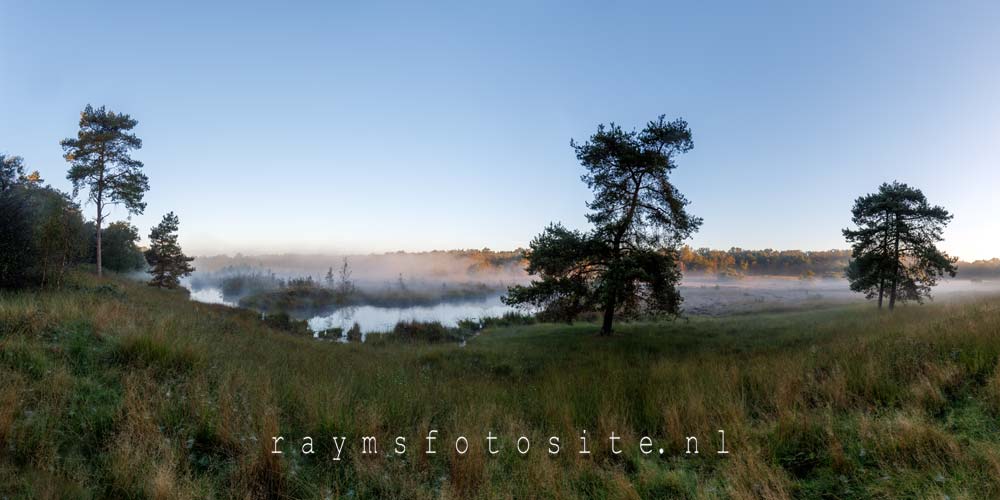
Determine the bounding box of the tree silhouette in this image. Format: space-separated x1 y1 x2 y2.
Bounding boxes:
505 116 701 334
843 181 957 309
62 105 149 276
146 212 195 289
0 153 26 192
335 257 356 304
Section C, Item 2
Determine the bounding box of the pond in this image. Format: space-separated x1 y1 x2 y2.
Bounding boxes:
187 287 516 335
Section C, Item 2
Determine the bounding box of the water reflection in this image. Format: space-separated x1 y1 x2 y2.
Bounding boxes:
307 296 514 338
187 287 515 339
188 287 237 306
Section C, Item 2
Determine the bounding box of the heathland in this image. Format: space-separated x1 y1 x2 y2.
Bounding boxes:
3 272 1000 498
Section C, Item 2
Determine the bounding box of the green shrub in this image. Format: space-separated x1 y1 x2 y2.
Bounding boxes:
262 311 311 336
346 322 362 342
379 320 465 343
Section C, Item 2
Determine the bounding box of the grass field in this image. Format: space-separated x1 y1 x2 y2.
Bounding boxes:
3 272 1000 498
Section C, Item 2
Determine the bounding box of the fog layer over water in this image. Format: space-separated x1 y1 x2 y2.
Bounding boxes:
184 251 1000 334
185 251 526 334
191 250 528 288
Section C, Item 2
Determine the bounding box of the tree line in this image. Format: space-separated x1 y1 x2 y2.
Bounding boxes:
956 259 1000 280
678 247 852 277
0 105 193 290
662 246 987 280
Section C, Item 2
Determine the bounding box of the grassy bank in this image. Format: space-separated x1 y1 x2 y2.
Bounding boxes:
3 273 1000 498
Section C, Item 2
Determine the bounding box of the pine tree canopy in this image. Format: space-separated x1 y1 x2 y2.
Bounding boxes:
843 181 957 309
61 105 148 218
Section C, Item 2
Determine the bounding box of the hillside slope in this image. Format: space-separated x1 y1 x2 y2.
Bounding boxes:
2 273 1000 498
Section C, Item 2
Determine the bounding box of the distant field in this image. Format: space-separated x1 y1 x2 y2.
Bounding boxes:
3 273 1000 498
680 275 1000 316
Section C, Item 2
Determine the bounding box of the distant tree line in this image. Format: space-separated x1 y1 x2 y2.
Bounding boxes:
678 246 997 281
956 259 1000 280
460 249 526 274
678 247 852 278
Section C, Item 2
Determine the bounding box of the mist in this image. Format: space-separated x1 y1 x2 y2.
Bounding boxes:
198 250 522 281
183 249 1000 313
679 274 1000 316
186 250 528 308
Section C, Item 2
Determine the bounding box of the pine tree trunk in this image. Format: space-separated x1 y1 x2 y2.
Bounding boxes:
96 211 103 277
95 158 105 277
598 176 642 336
888 215 900 310
878 210 889 310
600 293 616 336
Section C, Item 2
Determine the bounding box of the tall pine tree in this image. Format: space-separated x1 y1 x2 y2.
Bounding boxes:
504 116 701 334
62 105 149 276
146 212 195 289
843 181 957 309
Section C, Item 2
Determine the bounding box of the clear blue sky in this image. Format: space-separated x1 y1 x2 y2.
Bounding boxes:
2 1 998 259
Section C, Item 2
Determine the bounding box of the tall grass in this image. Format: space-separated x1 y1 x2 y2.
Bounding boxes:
2 272 1000 497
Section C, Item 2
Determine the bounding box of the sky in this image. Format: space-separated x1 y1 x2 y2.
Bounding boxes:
1 1 998 260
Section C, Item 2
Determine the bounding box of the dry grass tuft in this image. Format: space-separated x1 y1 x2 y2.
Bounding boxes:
724 446 792 500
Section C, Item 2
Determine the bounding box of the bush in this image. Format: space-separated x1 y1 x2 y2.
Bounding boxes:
379 320 465 343
481 311 536 329
456 318 482 331
458 312 536 332
0 185 89 289
263 311 311 336
317 327 343 340
90 221 147 272
0 190 34 288
346 322 362 342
